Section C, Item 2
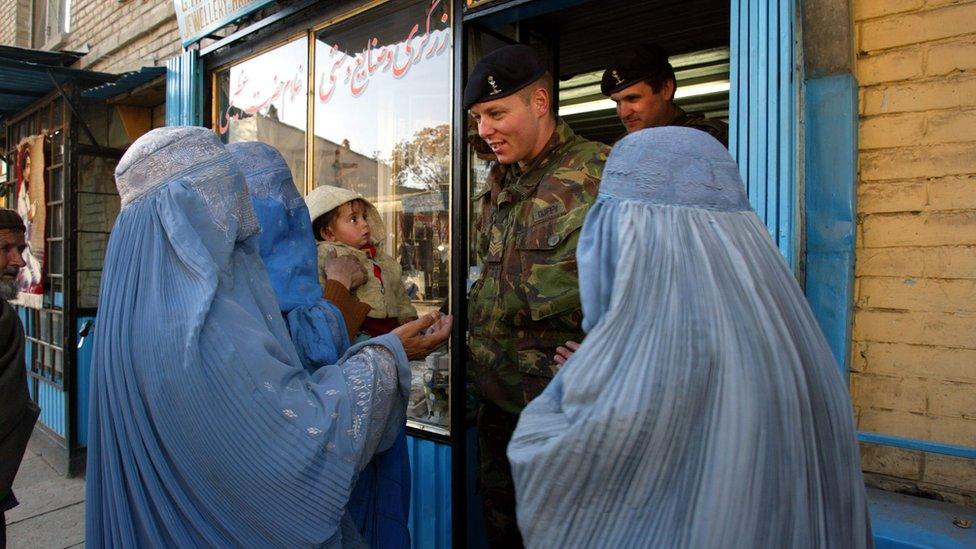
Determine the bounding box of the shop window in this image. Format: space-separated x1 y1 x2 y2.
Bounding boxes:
76 155 121 310
215 37 309 192
314 0 453 433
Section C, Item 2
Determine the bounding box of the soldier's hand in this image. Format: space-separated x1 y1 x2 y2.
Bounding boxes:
393 312 453 360
322 249 368 290
551 340 581 374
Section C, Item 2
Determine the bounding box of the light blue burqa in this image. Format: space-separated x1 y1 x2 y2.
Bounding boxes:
230 141 411 549
86 127 410 548
508 128 872 548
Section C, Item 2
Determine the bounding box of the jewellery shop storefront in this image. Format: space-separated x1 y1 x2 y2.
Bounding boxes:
169 0 822 546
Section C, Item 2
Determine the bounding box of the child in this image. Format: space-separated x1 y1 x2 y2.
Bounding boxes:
306 185 417 338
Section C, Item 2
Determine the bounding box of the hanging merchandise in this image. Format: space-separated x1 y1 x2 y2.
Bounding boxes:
14 134 46 308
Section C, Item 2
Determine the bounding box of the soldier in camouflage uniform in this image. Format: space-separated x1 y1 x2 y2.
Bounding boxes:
602 43 729 147
464 45 610 547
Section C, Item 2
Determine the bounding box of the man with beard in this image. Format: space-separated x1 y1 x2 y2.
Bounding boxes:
0 208 39 547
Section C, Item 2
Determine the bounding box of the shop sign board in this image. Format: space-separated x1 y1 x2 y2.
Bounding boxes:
173 0 275 47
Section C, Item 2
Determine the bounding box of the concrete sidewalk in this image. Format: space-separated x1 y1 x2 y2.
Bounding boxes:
4 436 85 549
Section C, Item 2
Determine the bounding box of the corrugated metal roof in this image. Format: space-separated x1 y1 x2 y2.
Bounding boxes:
0 48 166 125
0 50 117 123
82 66 167 100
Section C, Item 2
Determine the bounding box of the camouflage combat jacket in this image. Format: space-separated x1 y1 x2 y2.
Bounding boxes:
671 105 729 148
468 119 610 415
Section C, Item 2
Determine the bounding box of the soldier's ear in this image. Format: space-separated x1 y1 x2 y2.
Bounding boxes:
532 86 550 119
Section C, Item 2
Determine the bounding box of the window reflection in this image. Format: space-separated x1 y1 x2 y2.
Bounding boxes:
215 37 308 191
313 0 452 433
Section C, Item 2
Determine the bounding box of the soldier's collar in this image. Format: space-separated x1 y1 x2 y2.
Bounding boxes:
668 105 690 125
514 118 575 175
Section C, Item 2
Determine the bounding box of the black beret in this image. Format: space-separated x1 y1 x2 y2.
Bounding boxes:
0 209 25 232
601 43 674 96
463 44 546 110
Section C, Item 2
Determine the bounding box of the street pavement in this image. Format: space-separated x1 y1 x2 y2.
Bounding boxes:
4 437 85 549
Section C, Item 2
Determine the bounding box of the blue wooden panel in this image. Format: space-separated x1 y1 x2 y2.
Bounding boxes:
407 435 452 549
859 432 976 460
803 74 857 374
166 50 204 127
869 487 976 548
75 315 95 447
730 0 798 268
37 379 66 438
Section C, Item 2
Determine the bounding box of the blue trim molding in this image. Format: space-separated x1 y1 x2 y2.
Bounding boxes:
803 73 858 375
859 432 976 460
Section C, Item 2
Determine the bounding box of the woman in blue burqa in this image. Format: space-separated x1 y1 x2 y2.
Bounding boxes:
228 141 412 548
85 127 449 547
508 127 872 548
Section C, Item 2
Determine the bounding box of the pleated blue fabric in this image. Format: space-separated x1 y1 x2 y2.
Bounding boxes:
230 141 411 548
228 141 349 370
85 127 410 548
508 127 872 548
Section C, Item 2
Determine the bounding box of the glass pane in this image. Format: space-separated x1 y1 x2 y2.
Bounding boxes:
52 312 62 346
39 310 49 343
77 232 110 270
77 192 121 232
314 0 452 433
215 37 308 191
49 166 63 202
54 349 63 381
108 107 130 149
48 240 62 275
50 203 63 238
79 101 110 147
52 99 62 127
78 155 119 193
50 129 64 166
77 270 103 309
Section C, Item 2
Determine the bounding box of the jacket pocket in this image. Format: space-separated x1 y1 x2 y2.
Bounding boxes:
516 212 585 322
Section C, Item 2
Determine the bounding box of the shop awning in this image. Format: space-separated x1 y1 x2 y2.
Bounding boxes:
0 46 165 125
82 67 167 101
0 46 116 123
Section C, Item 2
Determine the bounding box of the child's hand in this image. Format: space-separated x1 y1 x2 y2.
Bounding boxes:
322 249 367 289
393 312 453 360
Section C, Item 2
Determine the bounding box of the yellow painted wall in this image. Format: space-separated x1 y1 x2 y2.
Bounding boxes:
852 0 976 505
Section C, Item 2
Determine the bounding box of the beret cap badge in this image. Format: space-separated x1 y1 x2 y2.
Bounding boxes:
611 70 624 85
487 75 502 96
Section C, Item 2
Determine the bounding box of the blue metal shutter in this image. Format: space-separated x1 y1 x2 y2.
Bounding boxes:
165 50 204 126
730 0 798 269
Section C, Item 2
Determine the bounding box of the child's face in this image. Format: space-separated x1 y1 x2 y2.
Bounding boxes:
323 201 371 248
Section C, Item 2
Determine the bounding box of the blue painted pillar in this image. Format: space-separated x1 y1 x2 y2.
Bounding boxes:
798 0 859 374
803 75 857 373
